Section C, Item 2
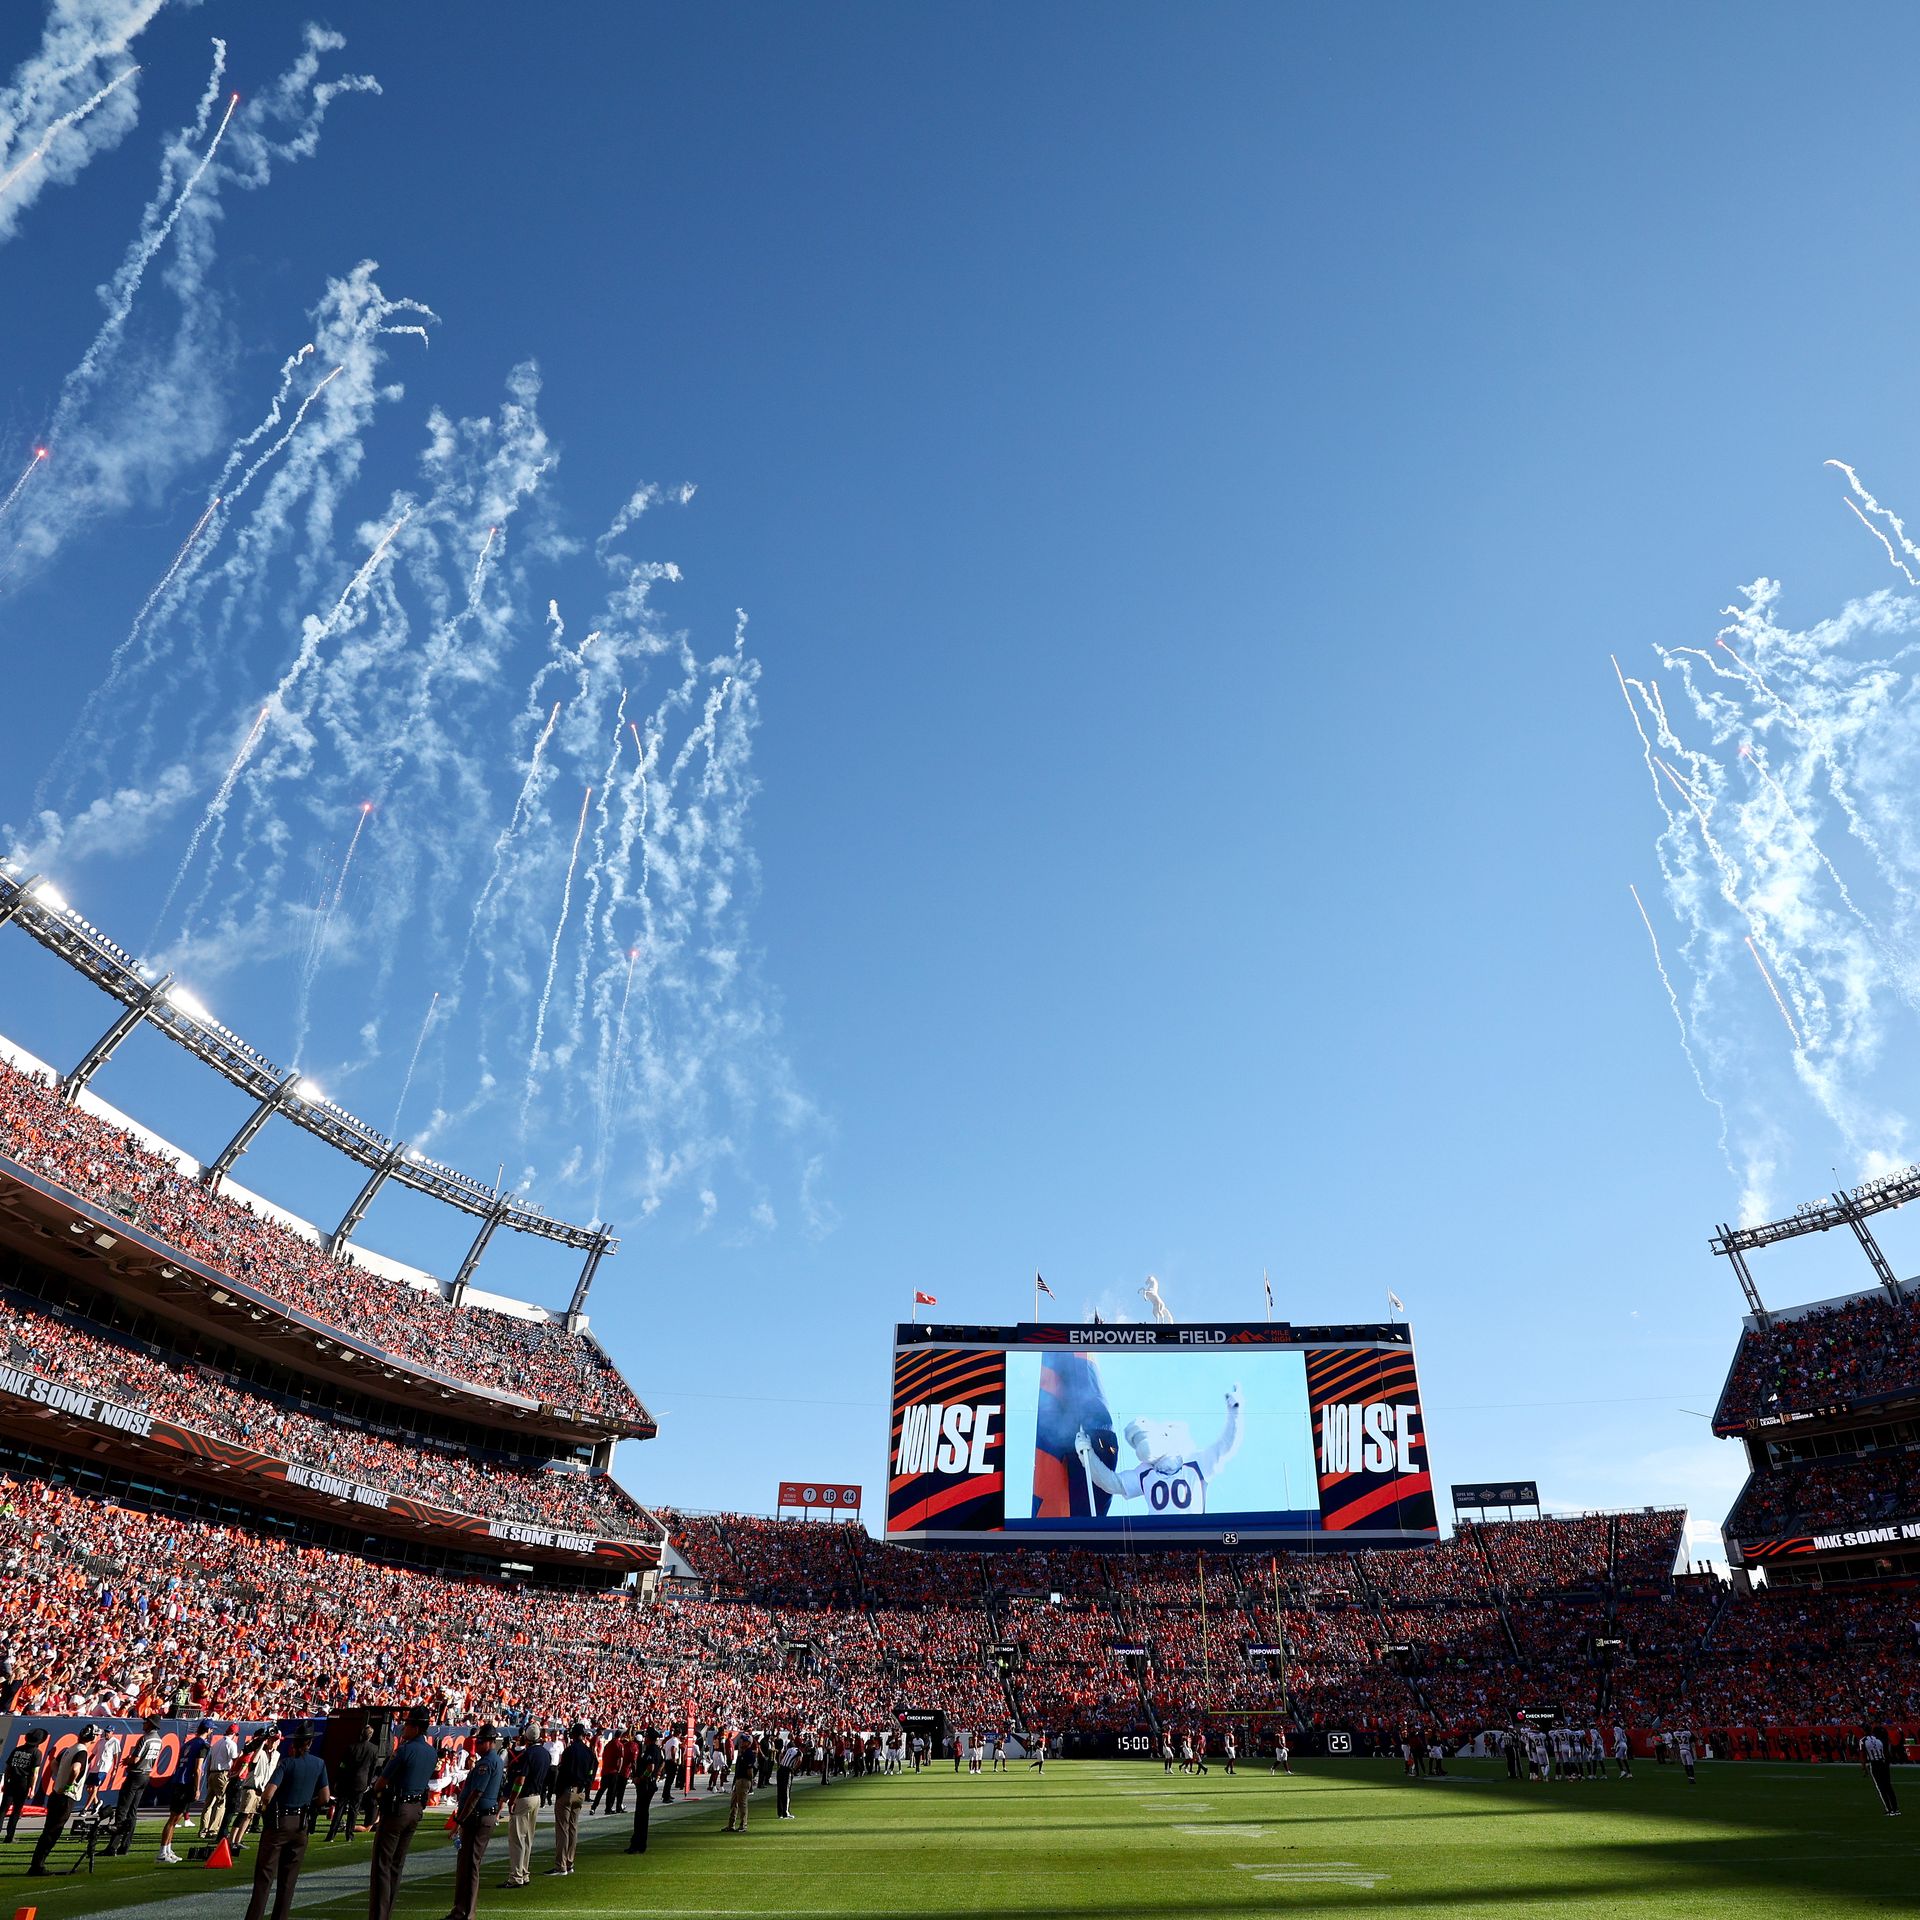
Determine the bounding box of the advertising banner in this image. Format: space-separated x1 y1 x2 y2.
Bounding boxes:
1736 1511 1920 1562
0 1360 658 1566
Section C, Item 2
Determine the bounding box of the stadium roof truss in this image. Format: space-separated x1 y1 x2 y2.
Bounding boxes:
0 869 615 1316
1709 1172 1916 1325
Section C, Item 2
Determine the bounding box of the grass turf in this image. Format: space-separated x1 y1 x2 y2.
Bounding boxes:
0 1758 1911 1918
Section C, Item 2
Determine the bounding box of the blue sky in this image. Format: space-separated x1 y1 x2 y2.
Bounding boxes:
6 3 1920 1557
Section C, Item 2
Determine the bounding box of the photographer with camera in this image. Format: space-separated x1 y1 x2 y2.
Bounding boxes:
28 1726 96 1876
242 1724 329 1920
109 1715 164 1855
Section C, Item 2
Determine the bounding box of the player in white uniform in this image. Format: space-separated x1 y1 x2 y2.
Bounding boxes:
1161 1735 1175 1773
1222 1730 1236 1777
1612 1725 1631 1779
1270 1730 1291 1776
1585 1727 1603 1781
1076 1384 1244 1515
1674 1727 1696 1784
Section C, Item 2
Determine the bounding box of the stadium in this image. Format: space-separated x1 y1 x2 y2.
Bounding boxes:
0 861 1908 1915
2 6 1918 1920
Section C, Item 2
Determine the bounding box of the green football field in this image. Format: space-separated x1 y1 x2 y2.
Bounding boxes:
0 1758 1910 1919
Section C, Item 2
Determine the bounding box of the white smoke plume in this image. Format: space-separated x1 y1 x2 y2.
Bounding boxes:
0 0 160 246
1618 469 1920 1219
6 14 821 1239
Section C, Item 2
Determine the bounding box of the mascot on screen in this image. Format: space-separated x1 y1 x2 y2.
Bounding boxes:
1075 1382 1243 1516
1033 1354 1120 1518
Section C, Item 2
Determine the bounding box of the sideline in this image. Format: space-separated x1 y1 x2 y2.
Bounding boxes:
42 1775 824 1920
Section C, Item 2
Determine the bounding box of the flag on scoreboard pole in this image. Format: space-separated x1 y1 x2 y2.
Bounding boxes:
1263 1269 1273 1321
1387 1289 1406 1317
912 1289 936 1323
1034 1271 1054 1317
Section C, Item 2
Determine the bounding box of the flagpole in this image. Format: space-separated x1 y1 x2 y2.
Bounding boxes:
1263 1267 1271 1324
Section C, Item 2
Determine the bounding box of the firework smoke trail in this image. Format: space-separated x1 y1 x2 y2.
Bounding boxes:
521 787 592 1132
1826 460 1920 581
592 945 642 1212
472 525 498 595
267 508 410 710
41 355 347 815
0 63 138 202
391 989 440 1138
328 802 373 914
0 447 47 521
1745 935 1803 1047
150 703 268 943
291 801 374 1065
460 700 562 977
565 694 627 1060
131 494 220 625
1739 742 1879 935
1628 882 1734 1166
1842 497 1918 586
44 61 236 450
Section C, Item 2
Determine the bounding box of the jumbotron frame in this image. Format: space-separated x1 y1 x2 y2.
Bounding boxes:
1709 1166 1919 1325
0 867 615 1315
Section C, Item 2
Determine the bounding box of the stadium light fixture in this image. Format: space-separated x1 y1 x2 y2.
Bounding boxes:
165 984 212 1022
30 880 68 913
294 1077 325 1105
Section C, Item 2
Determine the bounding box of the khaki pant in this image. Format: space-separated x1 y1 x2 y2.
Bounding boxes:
727 1773 751 1831
200 1768 230 1836
552 1786 584 1872
506 1794 540 1885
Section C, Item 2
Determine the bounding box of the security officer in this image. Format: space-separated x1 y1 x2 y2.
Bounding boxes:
449 1724 505 1920
369 1706 436 1920
244 1725 329 1920
625 1733 660 1854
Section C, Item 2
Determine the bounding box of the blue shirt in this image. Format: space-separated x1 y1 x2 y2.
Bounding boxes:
460 1749 506 1817
380 1735 436 1797
268 1752 329 1812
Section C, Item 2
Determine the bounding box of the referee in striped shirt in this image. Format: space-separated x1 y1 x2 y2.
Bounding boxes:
1861 1729 1900 1817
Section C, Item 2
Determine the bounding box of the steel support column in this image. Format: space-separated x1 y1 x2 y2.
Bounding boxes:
1718 1230 1769 1327
567 1230 612 1324
63 973 172 1102
330 1145 403 1255
451 1199 509 1305
1835 1191 1904 1303
204 1075 298 1188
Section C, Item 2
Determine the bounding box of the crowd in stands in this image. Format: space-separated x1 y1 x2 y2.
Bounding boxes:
1466 1511 1611 1591
0 1472 1905 1748
0 1057 644 1427
0 1289 658 1540
1715 1288 1920 1428
1725 1449 1920 1540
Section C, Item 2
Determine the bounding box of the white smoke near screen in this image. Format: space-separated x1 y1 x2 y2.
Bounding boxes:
0 0 161 247
0 9 817 1239
1617 470 1920 1224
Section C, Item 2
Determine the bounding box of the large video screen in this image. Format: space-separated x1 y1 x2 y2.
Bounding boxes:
887 1322 1436 1545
